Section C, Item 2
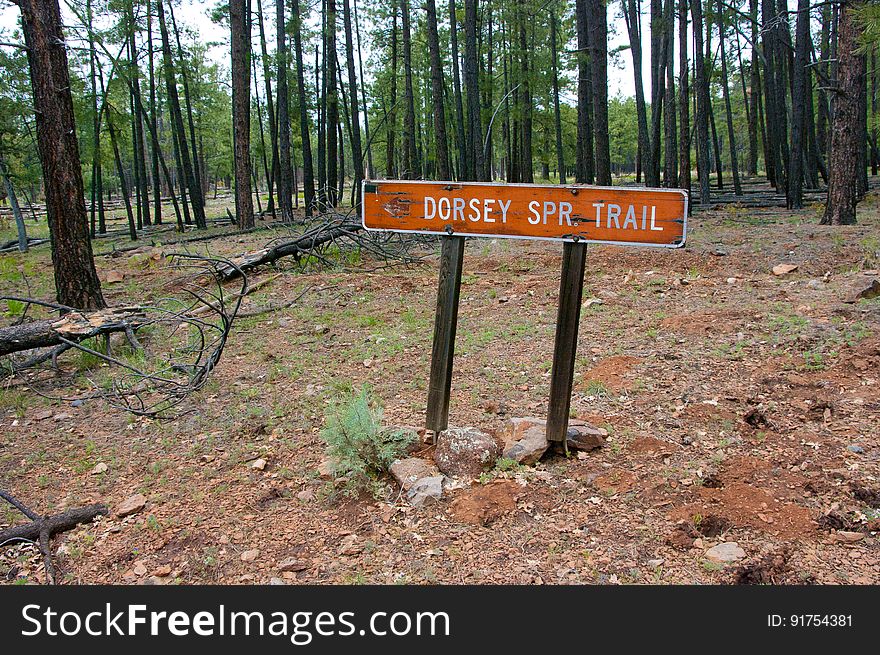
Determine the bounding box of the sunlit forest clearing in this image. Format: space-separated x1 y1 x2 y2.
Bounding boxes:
0 0 879 585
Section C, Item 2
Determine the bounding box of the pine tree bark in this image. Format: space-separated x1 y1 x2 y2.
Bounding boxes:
292 0 316 216
426 0 451 180
463 0 483 181
663 0 677 187
449 0 467 179
231 0 254 229
822 1 864 225
0 153 28 252
716 0 741 195
550 7 565 184
648 0 665 187
386 8 398 178
16 0 105 310
167 3 206 227
677 0 690 192
575 0 594 183
517 3 533 183
747 0 760 176
623 0 652 186
146 0 162 225
255 0 278 217
788 0 810 208
589 0 611 185
400 0 418 179
157 0 205 228
691 0 711 204
341 0 365 196
276 0 294 220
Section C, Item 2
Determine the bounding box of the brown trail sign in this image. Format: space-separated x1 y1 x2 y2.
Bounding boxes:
361 180 688 450
362 180 687 246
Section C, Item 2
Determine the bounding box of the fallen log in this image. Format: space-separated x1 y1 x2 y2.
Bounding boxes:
216 219 362 280
0 306 146 357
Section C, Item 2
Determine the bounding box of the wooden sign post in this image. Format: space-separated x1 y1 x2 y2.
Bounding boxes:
362 180 687 445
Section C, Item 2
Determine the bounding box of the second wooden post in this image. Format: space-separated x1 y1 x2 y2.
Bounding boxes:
546 241 588 450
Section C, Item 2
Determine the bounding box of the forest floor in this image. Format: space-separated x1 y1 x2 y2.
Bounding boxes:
1 182 879 585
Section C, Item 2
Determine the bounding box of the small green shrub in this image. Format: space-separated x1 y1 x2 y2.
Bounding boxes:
320 386 414 498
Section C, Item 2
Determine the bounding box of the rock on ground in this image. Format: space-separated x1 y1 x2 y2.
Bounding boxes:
501 417 606 464
390 458 440 491
566 421 607 451
705 542 746 563
503 426 548 465
406 475 445 507
434 427 500 478
116 494 146 518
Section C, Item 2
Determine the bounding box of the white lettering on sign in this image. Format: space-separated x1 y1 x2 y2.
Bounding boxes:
592 202 663 231
424 195 664 232
526 200 576 225
424 196 511 224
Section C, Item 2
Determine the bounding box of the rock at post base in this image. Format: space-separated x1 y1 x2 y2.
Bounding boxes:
500 417 607 464
434 427 500 478
566 421 608 451
390 458 440 491
406 475 445 507
503 426 548 465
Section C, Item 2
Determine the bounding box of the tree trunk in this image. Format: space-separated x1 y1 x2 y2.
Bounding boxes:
167 2 206 228
292 0 316 216
788 0 810 208
677 0 690 192
326 0 339 199
822 2 864 225
341 0 365 197
575 0 594 183
691 0 711 204
276 0 294 220
589 0 611 185
746 0 760 176
463 0 483 181
426 0 451 180
127 8 150 228
399 0 417 179
157 0 203 228
449 0 467 180
663 0 677 187
717 0 741 195
146 0 162 225
648 0 664 187
106 110 137 241
353 0 373 177
550 7 565 184
0 154 28 252
623 0 652 186
255 0 278 217
517 3 533 183
231 0 254 229
17 0 105 310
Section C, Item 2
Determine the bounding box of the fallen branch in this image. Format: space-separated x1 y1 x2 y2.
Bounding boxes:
216 217 363 280
0 489 108 585
1 255 246 417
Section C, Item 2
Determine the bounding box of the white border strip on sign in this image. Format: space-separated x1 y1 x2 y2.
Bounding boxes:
360 179 688 249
